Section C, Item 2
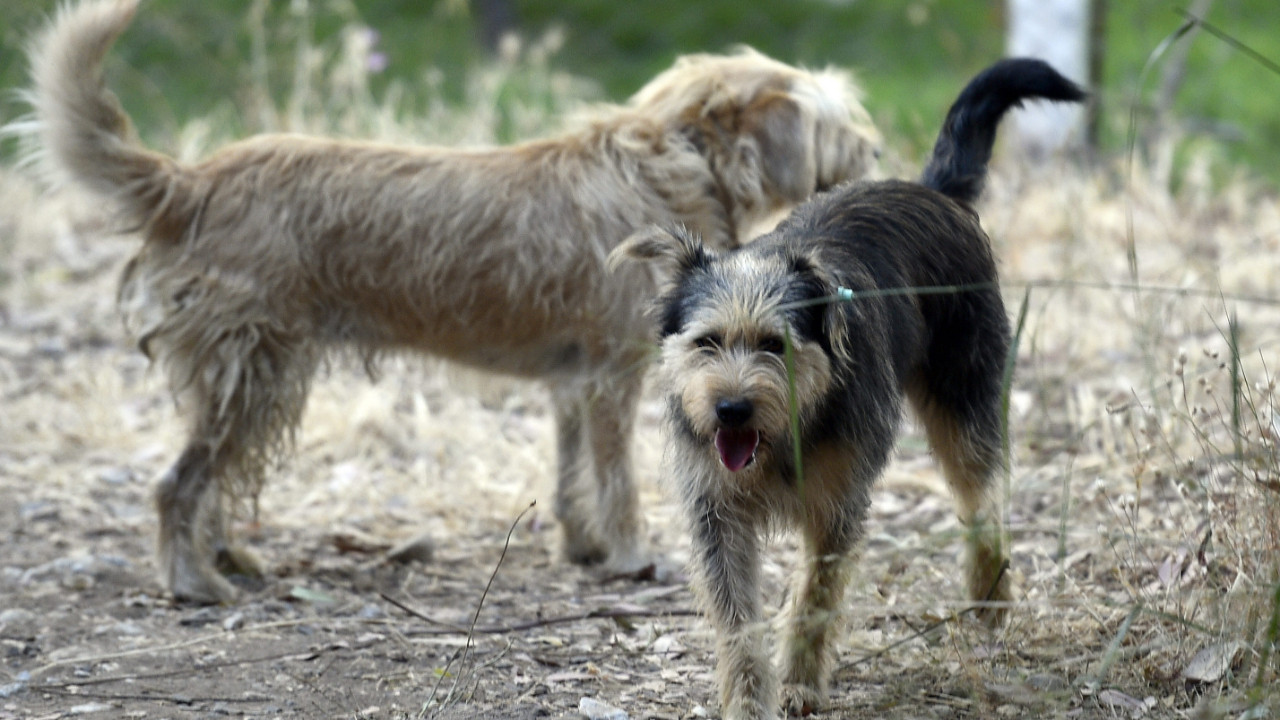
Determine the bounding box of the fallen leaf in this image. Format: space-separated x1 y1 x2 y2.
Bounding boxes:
1182 641 1242 684
1096 689 1153 718
545 670 595 683
331 531 391 555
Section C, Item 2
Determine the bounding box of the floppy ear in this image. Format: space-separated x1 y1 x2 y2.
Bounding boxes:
788 249 851 364
740 91 816 203
607 224 710 280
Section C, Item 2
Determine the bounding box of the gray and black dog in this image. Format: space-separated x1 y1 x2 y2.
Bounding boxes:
612 58 1085 719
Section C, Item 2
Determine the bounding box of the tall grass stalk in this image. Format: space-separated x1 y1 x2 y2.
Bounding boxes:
421 501 536 718
783 326 804 493
1256 579 1280 692
1002 287 1032 510
1123 18 1197 394
1089 602 1144 689
1228 311 1242 463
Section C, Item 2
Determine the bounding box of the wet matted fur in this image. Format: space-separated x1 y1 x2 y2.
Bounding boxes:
612 59 1084 719
17 0 882 603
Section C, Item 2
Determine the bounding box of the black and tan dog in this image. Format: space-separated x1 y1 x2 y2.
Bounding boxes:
612 59 1084 719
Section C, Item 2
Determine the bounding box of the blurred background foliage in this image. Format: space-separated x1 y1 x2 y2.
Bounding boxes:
1 0 1278 185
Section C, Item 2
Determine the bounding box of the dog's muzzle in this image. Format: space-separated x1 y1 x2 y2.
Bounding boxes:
713 398 759 472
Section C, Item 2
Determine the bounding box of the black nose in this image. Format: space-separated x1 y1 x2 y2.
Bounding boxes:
715 398 754 428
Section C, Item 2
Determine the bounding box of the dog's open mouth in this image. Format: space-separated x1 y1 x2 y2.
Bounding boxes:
714 428 760 472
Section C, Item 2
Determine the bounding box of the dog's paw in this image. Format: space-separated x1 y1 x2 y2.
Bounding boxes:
560 524 610 566
168 562 240 605
592 544 687 584
968 547 1013 627
215 544 265 579
972 599 1008 628
723 695 781 720
161 539 241 604
639 555 685 584
594 555 685 584
780 683 823 717
563 540 610 567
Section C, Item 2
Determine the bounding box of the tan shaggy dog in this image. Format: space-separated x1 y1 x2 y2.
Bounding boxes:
18 0 881 603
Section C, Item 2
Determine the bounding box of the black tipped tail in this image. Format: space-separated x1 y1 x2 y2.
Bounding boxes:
921 58 1087 205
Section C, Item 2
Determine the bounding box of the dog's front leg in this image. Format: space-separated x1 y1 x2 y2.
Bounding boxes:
778 515 858 716
584 374 651 575
687 493 776 720
550 387 606 565
550 375 650 573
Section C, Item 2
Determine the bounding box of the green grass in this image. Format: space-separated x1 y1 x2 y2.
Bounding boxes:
2 0 1279 180
512 0 1005 161
0 1 1275 181
1102 2 1280 186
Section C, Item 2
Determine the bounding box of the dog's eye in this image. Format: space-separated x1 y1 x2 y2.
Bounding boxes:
758 336 787 355
693 334 722 351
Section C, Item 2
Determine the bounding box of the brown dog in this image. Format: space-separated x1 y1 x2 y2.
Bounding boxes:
19 0 881 602
612 59 1084 718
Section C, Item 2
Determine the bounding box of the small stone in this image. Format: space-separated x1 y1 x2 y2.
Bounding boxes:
579 696 628 720
179 607 222 627
19 500 59 523
0 681 27 699
0 609 34 626
97 467 135 485
68 702 112 715
1026 673 1068 692
113 621 145 637
35 338 66 358
353 633 384 648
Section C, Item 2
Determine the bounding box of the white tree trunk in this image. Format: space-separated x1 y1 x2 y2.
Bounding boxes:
1006 0 1091 159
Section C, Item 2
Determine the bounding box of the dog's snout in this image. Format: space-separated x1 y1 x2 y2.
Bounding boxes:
715 398 754 428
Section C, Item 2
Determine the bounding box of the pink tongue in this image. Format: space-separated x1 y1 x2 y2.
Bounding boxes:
714 428 760 472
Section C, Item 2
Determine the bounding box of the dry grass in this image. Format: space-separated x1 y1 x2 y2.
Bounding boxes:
1 12 1278 719
977 152 1280 716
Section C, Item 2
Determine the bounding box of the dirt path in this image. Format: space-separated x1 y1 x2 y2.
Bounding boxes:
3 174 1278 719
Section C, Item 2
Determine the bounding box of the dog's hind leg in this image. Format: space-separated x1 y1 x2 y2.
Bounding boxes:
155 321 318 603
908 298 1012 625
155 441 237 603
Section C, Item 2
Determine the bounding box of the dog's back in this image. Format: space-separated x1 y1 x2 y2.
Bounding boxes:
803 57 1085 633
788 57 1085 460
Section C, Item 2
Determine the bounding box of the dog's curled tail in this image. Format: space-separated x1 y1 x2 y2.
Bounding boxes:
921 58 1086 205
26 0 185 230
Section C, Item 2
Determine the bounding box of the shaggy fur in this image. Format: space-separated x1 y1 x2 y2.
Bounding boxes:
20 0 882 603
612 59 1085 719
